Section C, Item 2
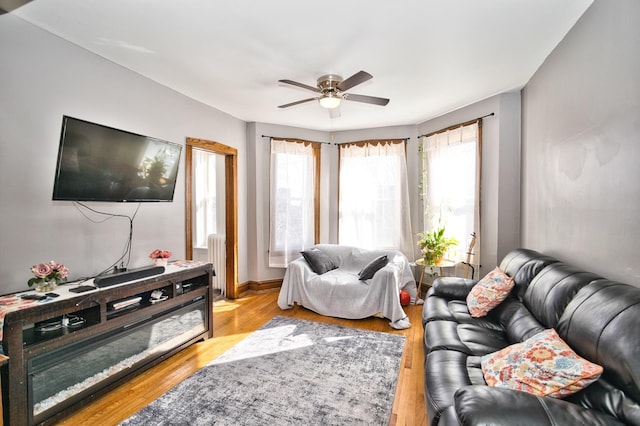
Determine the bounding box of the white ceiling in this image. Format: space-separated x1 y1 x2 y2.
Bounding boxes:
12 0 593 132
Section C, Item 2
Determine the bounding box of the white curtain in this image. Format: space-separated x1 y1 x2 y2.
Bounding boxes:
420 123 480 270
192 148 218 249
269 139 316 267
339 140 413 257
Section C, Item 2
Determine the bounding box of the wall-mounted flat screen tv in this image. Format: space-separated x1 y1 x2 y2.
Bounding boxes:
52 116 182 202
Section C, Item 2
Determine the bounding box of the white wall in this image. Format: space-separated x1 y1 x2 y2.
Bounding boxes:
521 0 640 285
0 15 247 294
416 93 522 277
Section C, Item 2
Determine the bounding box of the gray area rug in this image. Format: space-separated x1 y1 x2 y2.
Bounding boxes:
121 316 405 425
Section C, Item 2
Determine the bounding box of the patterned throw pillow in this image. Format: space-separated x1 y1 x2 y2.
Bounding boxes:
481 328 603 398
466 266 514 317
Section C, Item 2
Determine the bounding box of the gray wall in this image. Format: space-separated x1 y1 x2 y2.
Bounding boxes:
521 0 640 285
0 14 248 295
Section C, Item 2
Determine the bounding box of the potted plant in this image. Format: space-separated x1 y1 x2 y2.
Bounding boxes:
28 260 69 292
149 249 172 267
417 226 458 266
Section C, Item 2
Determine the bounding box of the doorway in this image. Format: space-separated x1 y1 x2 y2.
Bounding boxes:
185 137 238 299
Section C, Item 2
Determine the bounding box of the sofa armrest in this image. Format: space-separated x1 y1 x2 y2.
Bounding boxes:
453 386 624 426
432 277 477 299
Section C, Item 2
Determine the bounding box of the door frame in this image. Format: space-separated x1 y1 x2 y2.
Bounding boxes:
185 137 238 299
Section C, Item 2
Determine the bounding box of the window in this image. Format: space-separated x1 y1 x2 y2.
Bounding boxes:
192 148 225 249
269 139 320 267
420 122 480 269
338 140 413 256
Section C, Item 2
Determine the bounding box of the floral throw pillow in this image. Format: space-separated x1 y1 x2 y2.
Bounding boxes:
481 328 603 398
466 266 514 317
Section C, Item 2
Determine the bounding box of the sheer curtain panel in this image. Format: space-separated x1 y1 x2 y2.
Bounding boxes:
192 148 218 249
420 122 480 270
269 139 317 267
338 140 413 257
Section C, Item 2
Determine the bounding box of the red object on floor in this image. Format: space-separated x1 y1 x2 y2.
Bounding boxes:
399 290 410 306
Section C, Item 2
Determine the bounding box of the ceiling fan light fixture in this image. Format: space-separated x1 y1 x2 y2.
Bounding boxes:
279 71 387 112
319 94 341 109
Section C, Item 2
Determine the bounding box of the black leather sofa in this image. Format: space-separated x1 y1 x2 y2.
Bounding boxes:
422 248 640 425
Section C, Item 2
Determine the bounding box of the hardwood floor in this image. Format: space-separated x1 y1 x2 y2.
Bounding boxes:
54 290 427 426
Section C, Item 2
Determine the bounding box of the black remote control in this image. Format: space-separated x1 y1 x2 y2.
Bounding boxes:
20 294 47 300
69 285 96 293
45 292 60 298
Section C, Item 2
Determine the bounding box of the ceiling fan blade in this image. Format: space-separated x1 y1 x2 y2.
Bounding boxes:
0 0 32 14
278 98 317 108
337 71 372 92
278 79 321 93
344 93 389 106
329 106 341 119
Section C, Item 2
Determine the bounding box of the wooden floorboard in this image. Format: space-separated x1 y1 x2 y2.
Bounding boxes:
51 290 427 426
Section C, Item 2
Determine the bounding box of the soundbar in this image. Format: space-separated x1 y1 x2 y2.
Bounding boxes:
94 266 165 288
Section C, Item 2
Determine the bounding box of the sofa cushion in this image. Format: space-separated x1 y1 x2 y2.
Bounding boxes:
424 320 509 355
432 276 477 300
557 280 640 404
423 285 506 331
467 267 514 317
300 248 337 275
358 254 388 280
423 288 459 324
565 378 640 426
493 298 546 343
498 248 559 300
424 294 504 330
452 386 624 426
481 328 603 398
523 263 600 328
424 350 486 425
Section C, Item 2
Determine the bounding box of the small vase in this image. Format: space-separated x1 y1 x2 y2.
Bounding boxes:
154 258 169 267
35 280 58 292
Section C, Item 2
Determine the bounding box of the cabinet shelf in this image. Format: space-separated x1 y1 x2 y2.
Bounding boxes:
1 263 214 426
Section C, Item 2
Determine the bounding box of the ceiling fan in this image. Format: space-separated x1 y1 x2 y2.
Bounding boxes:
278 71 390 113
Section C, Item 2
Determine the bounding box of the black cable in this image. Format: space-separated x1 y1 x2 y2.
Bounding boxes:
73 202 141 277
461 262 476 280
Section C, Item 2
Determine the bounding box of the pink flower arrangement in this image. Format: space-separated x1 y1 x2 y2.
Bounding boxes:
28 261 69 287
149 249 172 260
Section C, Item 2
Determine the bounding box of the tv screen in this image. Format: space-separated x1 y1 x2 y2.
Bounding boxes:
52 116 182 202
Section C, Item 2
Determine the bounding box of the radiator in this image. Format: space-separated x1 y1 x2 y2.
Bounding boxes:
207 234 226 296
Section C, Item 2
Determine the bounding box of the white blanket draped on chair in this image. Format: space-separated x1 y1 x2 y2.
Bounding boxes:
277 244 417 327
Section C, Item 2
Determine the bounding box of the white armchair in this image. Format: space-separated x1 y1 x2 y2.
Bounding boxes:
277 244 417 329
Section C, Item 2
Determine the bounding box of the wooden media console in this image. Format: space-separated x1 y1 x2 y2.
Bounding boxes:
1 262 214 425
